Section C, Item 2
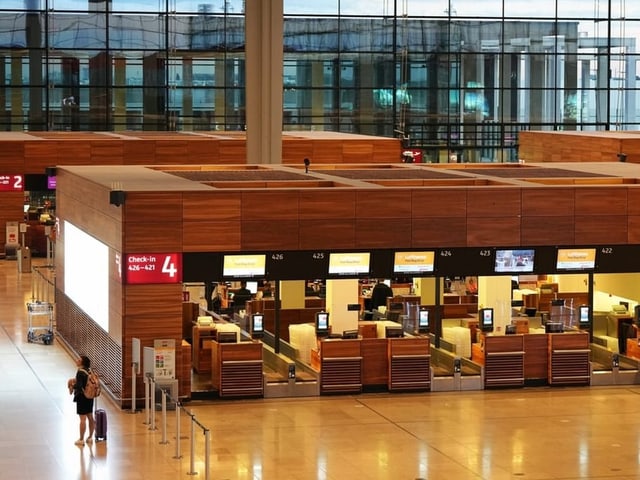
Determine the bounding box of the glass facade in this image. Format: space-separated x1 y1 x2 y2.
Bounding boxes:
0 1 638 162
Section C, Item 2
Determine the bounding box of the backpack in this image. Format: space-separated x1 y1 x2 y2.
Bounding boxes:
80 368 101 399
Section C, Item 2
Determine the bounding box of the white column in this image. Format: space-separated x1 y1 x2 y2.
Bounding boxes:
245 0 283 164
325 279 359 335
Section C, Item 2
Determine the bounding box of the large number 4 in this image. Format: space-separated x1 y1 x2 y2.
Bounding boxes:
162 255 178 277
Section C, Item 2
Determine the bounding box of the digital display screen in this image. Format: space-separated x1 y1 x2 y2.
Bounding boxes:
393 251 435 274
328 252 370 276
251 314 264 333
579 306 590 324
316 312 329 330
481 308 494 326
556 248 596 270
223 254 266 278
418 309 429 328
47 176 56 189
494 249 535 273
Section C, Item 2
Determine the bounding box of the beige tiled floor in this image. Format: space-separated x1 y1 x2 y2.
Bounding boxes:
2 258 640 479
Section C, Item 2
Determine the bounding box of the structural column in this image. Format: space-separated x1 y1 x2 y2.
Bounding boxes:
245 0 283 164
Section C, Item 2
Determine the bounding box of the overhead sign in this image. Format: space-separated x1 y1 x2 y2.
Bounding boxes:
0 174 24 192
125 253 182 284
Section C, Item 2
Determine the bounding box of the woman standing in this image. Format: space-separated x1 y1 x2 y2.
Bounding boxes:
72 355 95 446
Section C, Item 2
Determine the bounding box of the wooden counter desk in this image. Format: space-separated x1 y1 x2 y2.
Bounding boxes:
192 325 216 373
547 331 590 386
313 338 363 394
474 333 525 388
387 336 430 392
211 340 263 398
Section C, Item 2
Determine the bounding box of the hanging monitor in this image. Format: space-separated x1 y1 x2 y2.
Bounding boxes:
393 251 435 275
327 252 370 277
494 249 535 273
555 248 596 271
222 253 266 279
479 307 494 333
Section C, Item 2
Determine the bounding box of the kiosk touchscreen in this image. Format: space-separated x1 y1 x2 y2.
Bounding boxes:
578 305 590 328
479 307 494 332
315 311 330 337
251 313 264 339
418 309 430 334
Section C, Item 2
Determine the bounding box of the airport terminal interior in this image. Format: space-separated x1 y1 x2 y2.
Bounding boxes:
3 261 640 480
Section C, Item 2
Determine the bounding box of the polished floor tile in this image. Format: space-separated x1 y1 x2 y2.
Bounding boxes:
2 257 640 479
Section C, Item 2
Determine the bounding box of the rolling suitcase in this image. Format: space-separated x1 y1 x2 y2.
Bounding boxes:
95 407 107 442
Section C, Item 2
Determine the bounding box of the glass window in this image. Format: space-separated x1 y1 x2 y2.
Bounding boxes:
284 0 337 15
450 0 503 18
505 0 556 18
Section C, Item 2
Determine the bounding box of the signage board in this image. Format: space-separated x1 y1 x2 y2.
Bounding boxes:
0 174 24 192
125 253 182 284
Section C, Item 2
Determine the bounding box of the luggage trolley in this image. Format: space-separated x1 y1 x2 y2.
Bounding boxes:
27 301 54 345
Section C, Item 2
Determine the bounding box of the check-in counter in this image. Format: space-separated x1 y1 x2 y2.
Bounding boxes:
548 332 590 386
211 340 263 398
312 339 363 394
192 325 216 373
473 334 525 388
387 337 430 392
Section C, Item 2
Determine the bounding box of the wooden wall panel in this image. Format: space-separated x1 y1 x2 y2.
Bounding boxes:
299 191 356 219
0 141 24 170
356 190 411 219
182 192 242 222
411 189 467 218
310 140 342 164
520 216 576 245
372 142 402 163
124 193 183 222
355 218 412 248
56 141 92 165
412 217 467 247
299 219 356 249
467 188 521 217
122 139 157 164
182 220 241 251
575 187 627 215
467 216 521 246
521 188 575 216
124 284 183 319
124 221 183 252
90 140 124 165
628 188 640 216
241 191 299 220
241 220 299 250
282 140 313 164
218 140 246 163
620 137 640 164
627 216 640 243
24 141 59 167
342 141 374 162
574 215 628 244
155 140 189 164
187 140 219 162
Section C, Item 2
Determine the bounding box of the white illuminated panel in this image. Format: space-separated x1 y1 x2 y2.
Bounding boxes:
64 221 109 332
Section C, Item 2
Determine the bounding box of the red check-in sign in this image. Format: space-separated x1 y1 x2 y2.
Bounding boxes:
125 253 182 284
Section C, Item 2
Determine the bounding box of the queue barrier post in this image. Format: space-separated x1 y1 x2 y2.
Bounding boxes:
159 388 169 444
173 401 182 459
187 413 197 476
149 376 157 431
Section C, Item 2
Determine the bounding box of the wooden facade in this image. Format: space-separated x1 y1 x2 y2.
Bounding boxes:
519 130 640 164
51 160 640 406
